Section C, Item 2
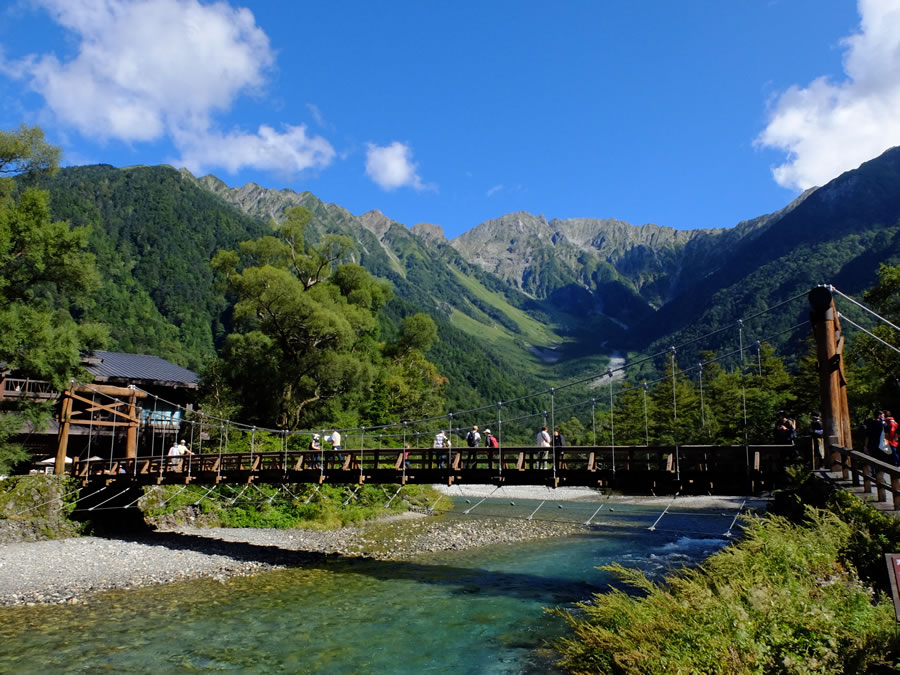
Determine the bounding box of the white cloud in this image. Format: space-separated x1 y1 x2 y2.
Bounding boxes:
757 0 900 190
5 0 334 174
365 141 432 191
486 184 503 198
174 123 335 174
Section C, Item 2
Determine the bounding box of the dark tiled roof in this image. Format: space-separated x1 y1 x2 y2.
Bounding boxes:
84 351 199 387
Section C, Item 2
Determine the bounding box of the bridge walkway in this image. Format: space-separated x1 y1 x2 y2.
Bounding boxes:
68 444 795 495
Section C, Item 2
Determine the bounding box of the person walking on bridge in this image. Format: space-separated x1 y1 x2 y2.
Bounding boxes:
433 430 450 469
553 428 567 470
484 429 499 468
885 411 899 466
327 428 343 469
864 411 887 458
536 425 551 469
167 439 193 472
308 434 322 469
465 425 481 469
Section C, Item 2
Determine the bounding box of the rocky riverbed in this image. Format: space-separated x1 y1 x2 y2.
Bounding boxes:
0 488 764 608
0 511 584 607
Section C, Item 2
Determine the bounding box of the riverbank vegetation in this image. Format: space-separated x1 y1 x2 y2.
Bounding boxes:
142 482 448 530
552 474 900 674
0 475 85 542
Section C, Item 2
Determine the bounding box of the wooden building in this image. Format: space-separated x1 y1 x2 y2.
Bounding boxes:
1 351 198 473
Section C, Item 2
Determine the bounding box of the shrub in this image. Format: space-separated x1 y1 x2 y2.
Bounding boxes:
552 510 900 674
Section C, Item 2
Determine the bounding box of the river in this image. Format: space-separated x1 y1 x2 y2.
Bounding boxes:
0 499 735 673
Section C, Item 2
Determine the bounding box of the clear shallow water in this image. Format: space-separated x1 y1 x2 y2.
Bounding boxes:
0 500 734 674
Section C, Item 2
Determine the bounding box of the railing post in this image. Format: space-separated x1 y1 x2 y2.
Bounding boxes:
878 465 888 503
843 447 851 481
891 471 900 509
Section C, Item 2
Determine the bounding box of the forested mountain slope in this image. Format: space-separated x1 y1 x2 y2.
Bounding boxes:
36 165 553 412
32 145 900 413
38 164 269 369
645 146 900 359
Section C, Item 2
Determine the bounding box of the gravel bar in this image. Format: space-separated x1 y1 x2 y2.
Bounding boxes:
0 487 764 608
0 512 583 607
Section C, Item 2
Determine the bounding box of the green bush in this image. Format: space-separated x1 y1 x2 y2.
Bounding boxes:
552 510 900 674
144 482 445 530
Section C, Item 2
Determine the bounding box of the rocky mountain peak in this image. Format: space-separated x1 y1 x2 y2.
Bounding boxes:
358 210 397 239
410 222 447 244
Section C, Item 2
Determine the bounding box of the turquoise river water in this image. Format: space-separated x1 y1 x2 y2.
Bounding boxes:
0 499 737 673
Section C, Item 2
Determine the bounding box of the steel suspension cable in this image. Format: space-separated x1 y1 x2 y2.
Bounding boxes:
839 313 900 354
609 372 616 473
550 388 556 480
833 286 900 333
739 321 750 480
670 348 680 481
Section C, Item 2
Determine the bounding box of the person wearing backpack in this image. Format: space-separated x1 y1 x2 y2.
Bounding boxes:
465 425 481 469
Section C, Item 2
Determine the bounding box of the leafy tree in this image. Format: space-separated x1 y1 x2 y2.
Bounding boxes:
210 207 445 430
0 125 106 472
846 263 900 419
0 125 60 179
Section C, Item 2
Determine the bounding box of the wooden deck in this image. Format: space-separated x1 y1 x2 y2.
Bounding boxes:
67 444 797 495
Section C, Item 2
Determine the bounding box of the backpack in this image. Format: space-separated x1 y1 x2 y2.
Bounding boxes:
486 435 498 449
466 431 477 447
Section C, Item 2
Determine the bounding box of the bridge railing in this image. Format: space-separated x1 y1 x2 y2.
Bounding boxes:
0 377 59 401
67 443 797 493
830 446 900 509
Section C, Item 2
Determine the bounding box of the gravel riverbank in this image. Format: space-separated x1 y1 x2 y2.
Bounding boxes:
0 511 582 608
0 487 764 608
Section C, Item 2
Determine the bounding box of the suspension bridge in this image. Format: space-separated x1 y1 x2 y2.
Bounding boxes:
27 284 900 512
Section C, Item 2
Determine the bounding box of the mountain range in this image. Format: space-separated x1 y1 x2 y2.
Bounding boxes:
33 146 900 409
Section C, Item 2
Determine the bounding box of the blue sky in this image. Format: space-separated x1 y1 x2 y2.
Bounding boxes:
1 1 897 239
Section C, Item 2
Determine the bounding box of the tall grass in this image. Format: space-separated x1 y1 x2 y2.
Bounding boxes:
552 507 900 673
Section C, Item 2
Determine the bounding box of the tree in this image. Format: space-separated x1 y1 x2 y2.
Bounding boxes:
846 264 900 419
0 125 106 473
0 125 60 180
210 207 446 430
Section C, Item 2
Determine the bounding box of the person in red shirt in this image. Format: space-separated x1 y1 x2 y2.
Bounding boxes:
885 411 899 466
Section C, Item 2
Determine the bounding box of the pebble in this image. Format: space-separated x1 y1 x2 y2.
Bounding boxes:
0 515 584 607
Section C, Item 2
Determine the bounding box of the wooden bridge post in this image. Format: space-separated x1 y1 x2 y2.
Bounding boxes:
126 390 138 459
55 391 73 475
809 286 851 472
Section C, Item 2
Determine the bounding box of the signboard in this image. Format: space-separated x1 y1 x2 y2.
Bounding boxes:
885 554 900 621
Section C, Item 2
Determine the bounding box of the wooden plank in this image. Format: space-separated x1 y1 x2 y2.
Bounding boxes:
73 384 148 399
64 418 136 428
67 391 140 423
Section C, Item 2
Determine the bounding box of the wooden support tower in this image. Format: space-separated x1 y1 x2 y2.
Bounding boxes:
808 286 853 471
54 384 146 475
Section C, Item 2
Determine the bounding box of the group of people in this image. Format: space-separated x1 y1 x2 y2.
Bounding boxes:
428 424 566 469
166 438 193 470
773 412 798 445
307 428 343 469
536 425 566 469
865 410 899 465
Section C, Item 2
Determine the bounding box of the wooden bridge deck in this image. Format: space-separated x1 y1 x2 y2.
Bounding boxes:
68 444 797 495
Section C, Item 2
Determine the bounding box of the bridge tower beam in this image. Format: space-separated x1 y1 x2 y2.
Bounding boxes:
809 286 853 472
